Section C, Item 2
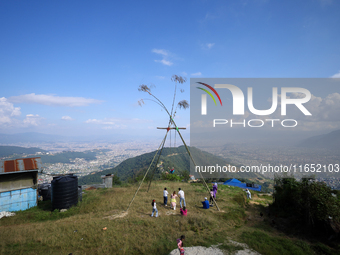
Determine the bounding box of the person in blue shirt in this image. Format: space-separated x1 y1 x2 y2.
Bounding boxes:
202 197 210 209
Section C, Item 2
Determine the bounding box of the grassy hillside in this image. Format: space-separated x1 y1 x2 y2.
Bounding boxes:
79 146 262 185
1 181 338 254
0 146 47 158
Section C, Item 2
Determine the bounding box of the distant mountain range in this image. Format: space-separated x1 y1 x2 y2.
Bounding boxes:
298 129 340 150
78 145 262 185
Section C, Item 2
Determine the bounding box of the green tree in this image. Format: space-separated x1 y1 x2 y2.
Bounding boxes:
180 170 190 181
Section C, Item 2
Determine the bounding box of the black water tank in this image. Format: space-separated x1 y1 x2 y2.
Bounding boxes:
38 183 51 201
51 174 78 211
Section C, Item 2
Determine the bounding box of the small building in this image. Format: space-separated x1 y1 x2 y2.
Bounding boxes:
0 157 42 212
101 174 114 188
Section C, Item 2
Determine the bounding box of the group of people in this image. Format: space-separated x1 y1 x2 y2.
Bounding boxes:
152 182 253 255
151 187 188 217
152 182 252 254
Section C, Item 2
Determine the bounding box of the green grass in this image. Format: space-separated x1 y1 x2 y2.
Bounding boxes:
241 230 313 255
0 181 338 255
240 230 339 255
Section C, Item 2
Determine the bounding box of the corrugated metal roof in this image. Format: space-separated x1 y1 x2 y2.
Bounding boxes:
0 157 43 174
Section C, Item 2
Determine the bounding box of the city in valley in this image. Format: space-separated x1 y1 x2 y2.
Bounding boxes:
0 140 160 184
1 140 339 190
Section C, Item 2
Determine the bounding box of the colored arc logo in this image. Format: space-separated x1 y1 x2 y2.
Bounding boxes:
196 82 223 106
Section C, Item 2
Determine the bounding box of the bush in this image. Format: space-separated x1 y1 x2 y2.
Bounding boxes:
272 176 340 237
161 172 182 181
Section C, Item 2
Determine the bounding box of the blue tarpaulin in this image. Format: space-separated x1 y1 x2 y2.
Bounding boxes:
223 178 261 191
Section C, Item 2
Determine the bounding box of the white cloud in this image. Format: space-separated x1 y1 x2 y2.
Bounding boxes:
8 93 103 107
152 49 168 56
0 97 21 125
201 43 215 50
155 59 173 66
61 116 74 121
156 76 165 80
182 72 188 76
23 114 43 126
152 49 174 66
256 92 340 131
206 43 215 49
331 70 340 78
85 118 152 129
191 72 202 76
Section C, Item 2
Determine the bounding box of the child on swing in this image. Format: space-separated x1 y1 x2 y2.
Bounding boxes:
168 166 175 174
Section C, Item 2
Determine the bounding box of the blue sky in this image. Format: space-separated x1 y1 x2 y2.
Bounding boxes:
0 0 340 139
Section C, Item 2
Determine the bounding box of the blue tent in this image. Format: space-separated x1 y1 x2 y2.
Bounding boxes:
223 178 261 192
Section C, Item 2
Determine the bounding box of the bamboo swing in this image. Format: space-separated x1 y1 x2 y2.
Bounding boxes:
106 76 220 220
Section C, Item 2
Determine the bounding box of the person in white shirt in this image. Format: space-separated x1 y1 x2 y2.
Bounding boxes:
151 199 158 217
178 188 186 208
163 187 169 206
245 189 251 199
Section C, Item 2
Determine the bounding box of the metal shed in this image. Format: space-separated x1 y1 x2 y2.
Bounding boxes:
0 157 42 212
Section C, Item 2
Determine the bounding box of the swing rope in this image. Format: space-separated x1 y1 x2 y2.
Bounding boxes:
147 129 169 192
170 118 221 211
139 87 220 211
126 132 168 212
147 114 174 192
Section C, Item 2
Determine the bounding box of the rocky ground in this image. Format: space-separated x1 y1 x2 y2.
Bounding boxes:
168 240 261 255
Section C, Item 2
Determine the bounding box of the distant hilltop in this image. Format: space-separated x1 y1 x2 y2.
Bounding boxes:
78 145 263 185
298 129 340 150
0 146 47 158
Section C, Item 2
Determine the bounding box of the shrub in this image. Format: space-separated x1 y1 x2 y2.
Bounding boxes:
272 176 340 237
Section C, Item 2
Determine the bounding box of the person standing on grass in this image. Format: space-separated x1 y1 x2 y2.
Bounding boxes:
213 183 218 199
209 189 214 204
163 187 168 206
151 199 158 217
245 188 251 199
180 206 187 216
177 235 185 254
178 188 186 208
170 191 178 210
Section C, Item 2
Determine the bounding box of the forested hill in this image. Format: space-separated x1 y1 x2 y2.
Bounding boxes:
78 145 260 185
0 146 47 158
